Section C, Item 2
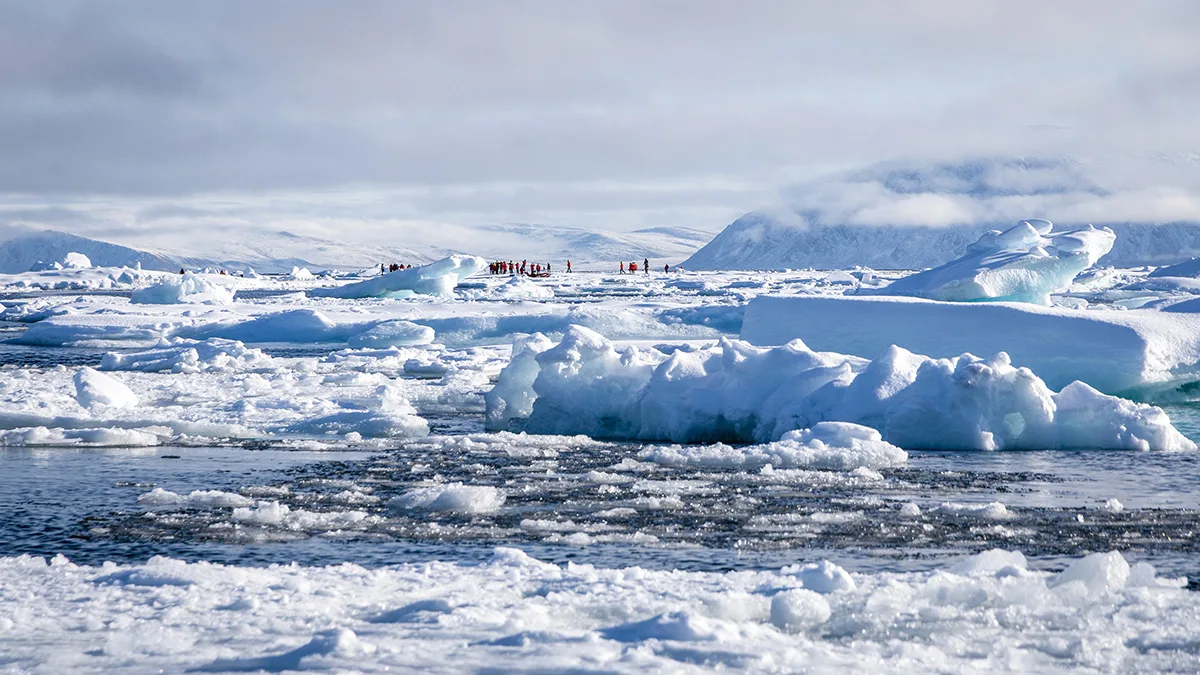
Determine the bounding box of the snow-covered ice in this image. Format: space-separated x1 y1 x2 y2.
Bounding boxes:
130 272 236 305
742 295 1200 394
487 325 1193 450
0 547 1197 673
309 255 487 298
2 259 1200 673
878 220 1115 304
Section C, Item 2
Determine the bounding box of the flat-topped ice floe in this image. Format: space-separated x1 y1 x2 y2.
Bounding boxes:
486 325 1194 451
309 255 487 299
742 295 1200 396
877 219 1115 304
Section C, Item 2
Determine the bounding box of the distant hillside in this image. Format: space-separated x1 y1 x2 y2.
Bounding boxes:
482 223 712 265
0 222 715 275
0 231 206 273
684 157 1200 270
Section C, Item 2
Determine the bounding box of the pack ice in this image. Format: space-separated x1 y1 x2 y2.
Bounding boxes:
485 325 1193 451
309 255 487 299
1 547 1196 673
877 219 1115 304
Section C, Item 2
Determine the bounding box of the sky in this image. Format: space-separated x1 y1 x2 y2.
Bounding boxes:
1 0 1199 250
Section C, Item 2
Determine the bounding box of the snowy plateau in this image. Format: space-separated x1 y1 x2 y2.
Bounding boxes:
7 214 1200 673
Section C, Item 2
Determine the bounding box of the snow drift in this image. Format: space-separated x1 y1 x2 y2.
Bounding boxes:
309 255 486 299
485 325 1193 451
876 220 1115 304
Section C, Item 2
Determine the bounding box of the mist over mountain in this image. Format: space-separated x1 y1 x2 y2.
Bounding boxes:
684 156 1200 270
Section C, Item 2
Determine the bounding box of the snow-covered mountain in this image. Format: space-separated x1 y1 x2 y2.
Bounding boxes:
684 157 1200 270
0 231 207 274
0 222 714 275
142 230 452 274
477 223 712 265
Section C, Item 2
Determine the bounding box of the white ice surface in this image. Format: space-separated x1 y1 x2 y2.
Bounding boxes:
310 255 487 299
487 325 1193 451
877 220 1115 304
0 547 1195 673
742 295 1200 395
130 273 236 305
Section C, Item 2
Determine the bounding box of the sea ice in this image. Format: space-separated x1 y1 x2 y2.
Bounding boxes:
130 273 236 305
390 482 506 514
100 338 272 373
309 255 486 299
486 325 1194 451
741 295 1200 394
877 219 1115 304
1 547 1196 673
74 368 138 409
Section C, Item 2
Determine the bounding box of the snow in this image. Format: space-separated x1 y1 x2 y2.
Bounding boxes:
309 255 487 298
877 220 1115 304
641 423 908 471
345 320 435 348
1149 257 1200 278
741 295 1200 395
0 547 1195 673
100 338 272 373
130 272 236 305
61 251 92 269
73 368 138 409
487 325 1193 451
684 157 1200 271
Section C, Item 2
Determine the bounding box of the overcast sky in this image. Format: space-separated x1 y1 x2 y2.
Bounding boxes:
2 0 1199 248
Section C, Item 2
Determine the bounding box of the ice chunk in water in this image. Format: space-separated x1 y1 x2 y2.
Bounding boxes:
877 220 1115 304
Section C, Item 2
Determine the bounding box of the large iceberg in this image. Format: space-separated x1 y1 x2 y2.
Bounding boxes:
878 220 1115 304
741 295 1200 395
484 325 1194 451
309 255 487 299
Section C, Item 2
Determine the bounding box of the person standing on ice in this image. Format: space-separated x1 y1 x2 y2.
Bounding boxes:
664 263 669 273
644 258 649 274
567 260 572 273
620 262 625 274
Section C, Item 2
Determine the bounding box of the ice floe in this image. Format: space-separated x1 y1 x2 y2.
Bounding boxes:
130 273 236 305
309 255 486 299
486 325 1193 451
878 220 1115 304
742 295 1200 395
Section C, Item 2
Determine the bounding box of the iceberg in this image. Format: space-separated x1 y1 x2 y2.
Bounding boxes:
740 295 1200 394
877 220 1115 304
1149 256 1200 279
309 255 486 299
484 325 1193 451
130 273 236 305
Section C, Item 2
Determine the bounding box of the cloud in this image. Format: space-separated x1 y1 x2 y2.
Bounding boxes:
1 1 1199 243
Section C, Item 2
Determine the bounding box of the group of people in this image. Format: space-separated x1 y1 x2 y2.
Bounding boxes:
489 260 554 276
381 263 414 273
619 258 670 274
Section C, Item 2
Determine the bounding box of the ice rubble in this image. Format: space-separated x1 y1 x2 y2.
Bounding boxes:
99 338 273 373
0 547 1195 673
486 325 1193 451
309 255 487 299
741 295 1200 394
878 219 1115 304
130 273 236 305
